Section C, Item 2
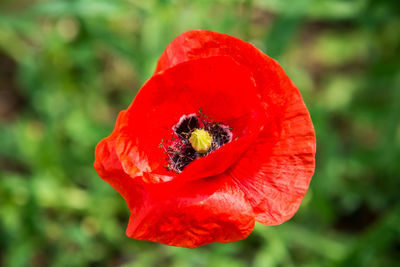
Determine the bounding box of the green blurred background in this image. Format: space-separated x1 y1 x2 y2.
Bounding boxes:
1 0 399 266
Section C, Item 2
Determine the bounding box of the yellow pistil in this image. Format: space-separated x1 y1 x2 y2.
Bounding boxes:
189 128 213 154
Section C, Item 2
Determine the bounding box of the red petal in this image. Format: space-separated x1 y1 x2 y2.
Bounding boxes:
229 91 316 225
156 30 295 114
116 56 266 183
156 30 316 224
125 174 255 248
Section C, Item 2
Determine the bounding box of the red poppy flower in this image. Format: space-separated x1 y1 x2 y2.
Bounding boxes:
94 30 316 248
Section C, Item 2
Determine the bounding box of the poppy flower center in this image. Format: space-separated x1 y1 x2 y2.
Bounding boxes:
189 128 213 154
160 110 233 173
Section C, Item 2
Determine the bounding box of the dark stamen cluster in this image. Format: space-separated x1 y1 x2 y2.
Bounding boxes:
159 109 232 173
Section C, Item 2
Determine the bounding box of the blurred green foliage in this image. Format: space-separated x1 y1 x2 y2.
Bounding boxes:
1 0 399 266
